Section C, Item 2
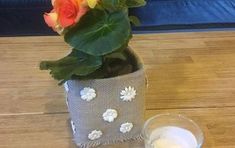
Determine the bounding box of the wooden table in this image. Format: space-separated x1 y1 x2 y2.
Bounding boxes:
0 31 235 148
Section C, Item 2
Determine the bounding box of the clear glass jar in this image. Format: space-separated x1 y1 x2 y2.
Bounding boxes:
142 113 204 148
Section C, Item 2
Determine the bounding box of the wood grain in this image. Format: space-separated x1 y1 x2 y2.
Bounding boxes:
0 108 234 148
0 31 235 147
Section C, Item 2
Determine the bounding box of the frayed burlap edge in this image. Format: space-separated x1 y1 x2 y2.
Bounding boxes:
74 134 143 148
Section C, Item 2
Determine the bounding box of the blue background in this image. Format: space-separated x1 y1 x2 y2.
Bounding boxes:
0 0 235 36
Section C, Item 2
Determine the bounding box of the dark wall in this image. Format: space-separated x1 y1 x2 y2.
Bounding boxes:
0 0 56 36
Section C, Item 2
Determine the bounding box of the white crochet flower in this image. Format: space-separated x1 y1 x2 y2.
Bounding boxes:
102 109 118 123
70 120 76 134
120 122 133 133
64 81 69 92
120 86 136 101
80 87 96 101
88 130 103 140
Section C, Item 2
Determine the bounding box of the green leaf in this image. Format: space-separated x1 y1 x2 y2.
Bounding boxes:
40 49 102 84
64 10 131 56
129 16 141 26
101 0 127 10
102 0 119 8
126 0 146 8
105 52 127 61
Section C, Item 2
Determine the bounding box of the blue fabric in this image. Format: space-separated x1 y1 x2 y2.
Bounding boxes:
130 0 235 32
0 0 235 36
0 0 55 36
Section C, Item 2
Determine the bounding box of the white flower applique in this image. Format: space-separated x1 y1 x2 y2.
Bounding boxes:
120 86 136 101
80 87 96 101
120 122 133 133
88 130 103 140
70 120 76 134
102 109 118 123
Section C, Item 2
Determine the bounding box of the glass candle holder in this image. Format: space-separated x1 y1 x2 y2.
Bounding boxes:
142 114 204 148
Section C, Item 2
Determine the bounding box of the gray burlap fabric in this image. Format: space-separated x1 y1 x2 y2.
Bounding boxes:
65 51 145 147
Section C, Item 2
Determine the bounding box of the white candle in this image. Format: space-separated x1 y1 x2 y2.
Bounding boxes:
149 126 198 148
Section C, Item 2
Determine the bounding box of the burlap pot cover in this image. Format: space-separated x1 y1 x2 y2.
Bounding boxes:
64 50 145 147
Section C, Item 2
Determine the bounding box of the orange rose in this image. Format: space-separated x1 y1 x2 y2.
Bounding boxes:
44 0 88 30
55 0 88 28
44 9 58 28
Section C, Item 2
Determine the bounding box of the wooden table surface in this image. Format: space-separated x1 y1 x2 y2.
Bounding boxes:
0 31 235 148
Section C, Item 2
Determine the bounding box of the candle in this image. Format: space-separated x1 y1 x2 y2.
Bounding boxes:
149 126 198 148
143 114 203 148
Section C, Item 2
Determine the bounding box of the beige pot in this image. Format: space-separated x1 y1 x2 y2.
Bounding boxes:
64 48 146 147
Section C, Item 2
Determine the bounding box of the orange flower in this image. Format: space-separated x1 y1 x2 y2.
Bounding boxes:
44 0 88 30
44 9 58 28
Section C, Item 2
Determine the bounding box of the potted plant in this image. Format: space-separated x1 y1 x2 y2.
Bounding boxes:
40 0 146 147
